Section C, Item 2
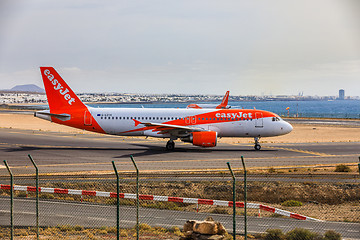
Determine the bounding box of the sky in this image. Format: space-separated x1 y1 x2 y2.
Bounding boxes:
0 0 359 96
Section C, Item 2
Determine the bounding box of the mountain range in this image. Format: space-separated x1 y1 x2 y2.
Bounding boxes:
2 84 45 93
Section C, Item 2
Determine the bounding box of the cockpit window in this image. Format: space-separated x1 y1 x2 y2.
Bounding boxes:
272 117 281 121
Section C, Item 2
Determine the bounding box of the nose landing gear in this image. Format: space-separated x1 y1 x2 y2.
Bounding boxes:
254 137 261 150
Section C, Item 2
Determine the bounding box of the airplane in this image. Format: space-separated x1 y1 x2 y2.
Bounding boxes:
187 91 230 109
35 67 293 151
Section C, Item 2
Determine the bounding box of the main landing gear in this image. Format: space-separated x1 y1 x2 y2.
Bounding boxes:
254 137 261 150
166 140 175 151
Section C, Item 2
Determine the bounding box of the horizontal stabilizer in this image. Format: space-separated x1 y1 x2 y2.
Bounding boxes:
34 110 71 121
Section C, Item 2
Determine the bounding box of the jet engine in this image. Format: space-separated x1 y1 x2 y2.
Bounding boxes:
181 131 218 147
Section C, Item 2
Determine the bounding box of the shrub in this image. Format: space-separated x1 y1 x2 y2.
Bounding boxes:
57 225 74 232
106 227 117 234
74 225 84 231
16 192 27 198
120 230 128 237
281 200 303 207
324 230 341 240
265 229 285 240
211 207 229 214
171 226 183 237
334 164 351 172
137 223 152 231
286 228 321 240
39 193 55 199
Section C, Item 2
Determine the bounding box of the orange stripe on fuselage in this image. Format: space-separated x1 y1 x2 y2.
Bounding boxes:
121 109 276 134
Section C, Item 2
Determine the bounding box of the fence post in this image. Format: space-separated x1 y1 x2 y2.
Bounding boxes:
4 160 14 240
241 156 247 240
226 162 236 240
358 156 360 176
28 154 39 240
130 155 139 240
111 161 120 240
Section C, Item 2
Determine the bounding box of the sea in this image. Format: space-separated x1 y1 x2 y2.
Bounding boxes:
87 100 360 119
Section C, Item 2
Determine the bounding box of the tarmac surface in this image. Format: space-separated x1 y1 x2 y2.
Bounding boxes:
1 198 359 238
1 128 359 238
0 128 359 175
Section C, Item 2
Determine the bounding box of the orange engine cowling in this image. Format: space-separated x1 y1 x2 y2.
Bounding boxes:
184 131 218 147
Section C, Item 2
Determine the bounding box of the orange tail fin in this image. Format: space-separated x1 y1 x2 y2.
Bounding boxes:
40 67 86 112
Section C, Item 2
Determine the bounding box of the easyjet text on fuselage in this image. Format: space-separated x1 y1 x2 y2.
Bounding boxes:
215 112 252 119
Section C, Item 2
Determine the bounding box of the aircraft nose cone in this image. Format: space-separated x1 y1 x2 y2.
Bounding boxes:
283 121 293 134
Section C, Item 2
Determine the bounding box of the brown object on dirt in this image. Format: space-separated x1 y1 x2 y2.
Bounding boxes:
180 217 227 240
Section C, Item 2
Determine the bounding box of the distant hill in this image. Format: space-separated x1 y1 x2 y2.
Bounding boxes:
9 84 45 93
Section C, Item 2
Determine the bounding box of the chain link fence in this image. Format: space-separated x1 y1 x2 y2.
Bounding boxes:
1 156 359 239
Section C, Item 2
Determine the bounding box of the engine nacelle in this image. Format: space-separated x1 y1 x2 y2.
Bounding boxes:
182 131 218 147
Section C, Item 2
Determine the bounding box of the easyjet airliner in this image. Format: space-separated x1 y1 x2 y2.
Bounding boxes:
35 67 293 150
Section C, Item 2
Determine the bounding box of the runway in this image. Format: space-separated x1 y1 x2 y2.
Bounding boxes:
0 128 359 175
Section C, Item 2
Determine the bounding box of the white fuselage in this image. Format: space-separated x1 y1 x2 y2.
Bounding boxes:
87 107 293 138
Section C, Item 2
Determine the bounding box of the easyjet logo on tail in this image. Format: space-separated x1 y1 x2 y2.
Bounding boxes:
44 69 75 105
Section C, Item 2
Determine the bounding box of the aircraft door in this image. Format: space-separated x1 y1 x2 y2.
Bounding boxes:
191 116 197 124
84 110 92 126
185 117 190 125
255 112 263 128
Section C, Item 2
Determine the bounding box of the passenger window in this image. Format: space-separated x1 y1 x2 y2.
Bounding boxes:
101 117 103 119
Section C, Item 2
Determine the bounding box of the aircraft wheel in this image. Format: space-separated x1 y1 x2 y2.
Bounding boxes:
254 144 261 151
166 141 175 151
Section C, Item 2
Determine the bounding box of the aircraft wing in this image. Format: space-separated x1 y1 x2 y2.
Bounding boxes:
133 119 207 135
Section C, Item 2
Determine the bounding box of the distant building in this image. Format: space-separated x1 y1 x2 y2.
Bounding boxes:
339 89 345 100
